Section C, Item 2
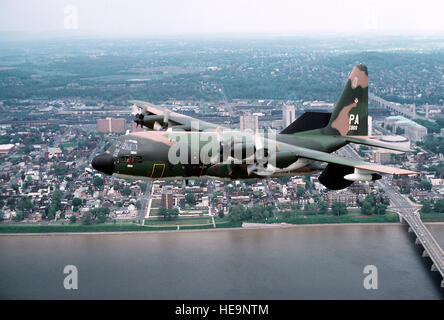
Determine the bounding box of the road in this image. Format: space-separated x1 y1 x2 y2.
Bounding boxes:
379 178 444 286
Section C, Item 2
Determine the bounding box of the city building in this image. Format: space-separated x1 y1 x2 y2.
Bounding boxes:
0 144 15 154
282 105 295 127
368 116 373 136
372 150 392 164
384 116 427 141
97 118 126 133
378 135 410 153
325 190 357 207
271 120 283 129
239 113 259 132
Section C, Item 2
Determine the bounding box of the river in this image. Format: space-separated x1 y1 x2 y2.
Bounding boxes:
1 224 444 299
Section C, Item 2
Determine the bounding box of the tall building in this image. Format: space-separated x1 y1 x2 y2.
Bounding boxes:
97 118 126 133
240 113 259 132
282 105 295 127
161 186 174 209
368 116 373 136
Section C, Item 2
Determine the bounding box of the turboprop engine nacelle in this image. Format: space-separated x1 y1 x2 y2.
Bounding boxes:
344 168 382 182
254 157 313 176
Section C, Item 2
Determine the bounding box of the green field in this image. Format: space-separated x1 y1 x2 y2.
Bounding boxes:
420 213 444 222
0 222 149 233
2 210 439 234
240 210 400 225
258 214 399 225
144 217 211 226
151 199 162 207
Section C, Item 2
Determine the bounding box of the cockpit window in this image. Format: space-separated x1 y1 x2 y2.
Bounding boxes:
117 155 142 164
121 140 138 151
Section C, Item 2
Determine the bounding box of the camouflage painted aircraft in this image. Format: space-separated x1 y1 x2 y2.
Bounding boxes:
92 64 416 190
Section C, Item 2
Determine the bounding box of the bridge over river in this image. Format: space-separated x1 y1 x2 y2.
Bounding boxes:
339 144 444 288
377 179 444 288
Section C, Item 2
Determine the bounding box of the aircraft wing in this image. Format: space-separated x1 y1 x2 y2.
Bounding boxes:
129 100 223 131
279 142 417 175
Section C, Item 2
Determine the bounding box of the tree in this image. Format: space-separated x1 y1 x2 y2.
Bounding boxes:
12 211 24 221
82 207 110 224
17 196 33 214
434 199 444 213
331 201 347 216
218 209 225 219
364 194 376 206
123 186 131 196
374 203 387 215
420 180 432 191
158 207 167 220
135 201 142 209
185 193 197 207
139 182 147 193
93 176 104 188
228 204 245 222
249 204 267 220
23 176 33 189
159 207 179 221
420 201 433 214
70 215 77 224
361 201 373 215
318 200 328 215
264 205 274 218
168 208 179 220
296 187 306 197
304 203 318 215
82 211 94 225
72 198 82 207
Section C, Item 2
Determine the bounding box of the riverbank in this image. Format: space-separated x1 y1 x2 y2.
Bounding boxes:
2 220 444 236
1 212 443 235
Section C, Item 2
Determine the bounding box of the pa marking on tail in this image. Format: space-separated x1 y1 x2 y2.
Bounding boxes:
349 113 359 131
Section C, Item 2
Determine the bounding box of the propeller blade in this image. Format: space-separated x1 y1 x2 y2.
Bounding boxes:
163 109 170 128
153 121 163 131
246 164 257 176
131 104 140 116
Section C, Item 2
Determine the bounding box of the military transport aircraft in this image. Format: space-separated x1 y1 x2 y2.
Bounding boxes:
91 64 416 190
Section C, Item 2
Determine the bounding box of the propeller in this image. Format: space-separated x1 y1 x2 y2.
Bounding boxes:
131 104 146 128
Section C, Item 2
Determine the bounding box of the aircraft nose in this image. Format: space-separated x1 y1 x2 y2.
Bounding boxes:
91 153 115 175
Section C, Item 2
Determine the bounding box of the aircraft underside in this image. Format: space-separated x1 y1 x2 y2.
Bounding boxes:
112 162 324 182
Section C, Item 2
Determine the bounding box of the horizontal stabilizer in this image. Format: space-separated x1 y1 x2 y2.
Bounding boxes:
345 136 413 152
280 112 331 134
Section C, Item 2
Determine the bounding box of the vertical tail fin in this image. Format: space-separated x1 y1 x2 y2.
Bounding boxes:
323 64 368 136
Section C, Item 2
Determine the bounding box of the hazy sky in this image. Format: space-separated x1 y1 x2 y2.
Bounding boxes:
1 0 444 35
